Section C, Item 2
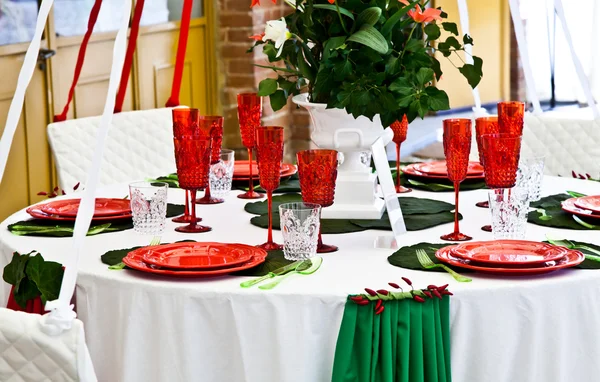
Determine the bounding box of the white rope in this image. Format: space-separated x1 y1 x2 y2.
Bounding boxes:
42 0 133 335
553 0 600 118
0 0 54 184
456 0 487 117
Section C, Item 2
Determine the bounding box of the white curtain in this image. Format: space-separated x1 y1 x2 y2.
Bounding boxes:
524 0 600 103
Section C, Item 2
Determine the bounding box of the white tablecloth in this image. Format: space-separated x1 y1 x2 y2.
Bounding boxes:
1 177 600 382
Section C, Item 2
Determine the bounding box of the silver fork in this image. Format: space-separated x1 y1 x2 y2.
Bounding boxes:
416 248 472 282
109 236 161 270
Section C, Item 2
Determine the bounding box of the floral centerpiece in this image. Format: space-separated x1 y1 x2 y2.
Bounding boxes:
249 0 483 126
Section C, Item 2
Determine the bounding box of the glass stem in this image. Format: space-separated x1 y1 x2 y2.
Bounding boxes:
184 190 189 216
190 189 197 226
454 182 460 234
395 143 401 191
248 149 254 193
267 190 273 244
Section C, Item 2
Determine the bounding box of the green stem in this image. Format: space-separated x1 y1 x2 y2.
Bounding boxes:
253 63 301 74
399 24 418 62
334 0 349 34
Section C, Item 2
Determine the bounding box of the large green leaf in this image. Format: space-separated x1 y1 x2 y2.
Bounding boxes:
388 243 474 272
322 36 347 61
424 23 441 40
25 254 64 304
381 1 418 37
269 90 288 111
442 22 459 36
250 214 367 234
245 194 303 215
425 87 450 111
2 252 30 289
257 78 278 96
297 49 315 82
347 25 388 54
528 193 599 230
313 4 355 19
416 68 434 86
356 7 382 27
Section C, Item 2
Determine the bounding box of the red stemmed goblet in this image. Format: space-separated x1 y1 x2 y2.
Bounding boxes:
173 137 212 233
237 93 264 199
440 119 472 242
196 116 225 204
255 126 285 250
474 116 499 211
498 101 525 136
480 133 522 189
297 149 339 253
172 108 199 223
390 115 411 193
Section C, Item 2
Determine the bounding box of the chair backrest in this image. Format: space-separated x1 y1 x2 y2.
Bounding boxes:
0 308 97 381
47 108 175 191
522 114 600 177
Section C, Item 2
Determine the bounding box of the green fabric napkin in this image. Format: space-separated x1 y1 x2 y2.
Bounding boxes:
101 244 293 275
388 241 600 272
332 296 451 382
388 161 487 192
528 193 600 230
246 194 460 233
8 204 185 237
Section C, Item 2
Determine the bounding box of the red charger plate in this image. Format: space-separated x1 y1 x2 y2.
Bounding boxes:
26 206 132 221
573 196 600 214
39 198 131 217
561 198 600 220
435 245 584 275
412 161 484 176
123 243 267 277
233 162 297 180
402 164 485 180
142 242 255 270
450 240 568 266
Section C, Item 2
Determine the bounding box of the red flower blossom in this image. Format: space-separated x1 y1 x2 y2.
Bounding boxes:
249 32 266 41
251 0 277 7
399 0 442 23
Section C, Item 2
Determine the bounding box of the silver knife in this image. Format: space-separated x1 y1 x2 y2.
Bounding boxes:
240 261 302 288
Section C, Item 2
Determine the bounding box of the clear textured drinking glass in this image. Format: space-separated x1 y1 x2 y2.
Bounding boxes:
516 155 546 202
129 181 168 235
279 202 321 260
209 149 235 198
488 187 529 240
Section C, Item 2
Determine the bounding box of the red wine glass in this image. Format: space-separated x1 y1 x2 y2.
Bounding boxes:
237 93 264 199
390 115 411 193
196 116 225 204
171 107 199 223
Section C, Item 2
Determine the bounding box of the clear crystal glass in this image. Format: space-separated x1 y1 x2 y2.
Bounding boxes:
516 155 545 202
488 187 529 240
129 181 168 235
209 149 235 197
279 202 321 260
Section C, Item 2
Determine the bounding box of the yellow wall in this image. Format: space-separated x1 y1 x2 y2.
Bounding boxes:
434 0 510 108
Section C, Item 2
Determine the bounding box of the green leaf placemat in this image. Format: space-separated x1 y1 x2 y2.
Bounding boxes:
387 243 474 273
234 173 301 194
8 204 185 237
528 193 600 230
543 240 600 270
351 211 460 231
250 214 368 234
101 244 294 276
245 193 303 215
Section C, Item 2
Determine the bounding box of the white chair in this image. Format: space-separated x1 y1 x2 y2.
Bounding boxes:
0 308 97 381
47 108 176 191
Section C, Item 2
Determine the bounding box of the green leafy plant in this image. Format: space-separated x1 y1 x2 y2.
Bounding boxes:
249 0 483 126
2 251 64 309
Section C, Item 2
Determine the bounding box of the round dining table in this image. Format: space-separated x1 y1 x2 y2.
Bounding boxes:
1 176 600 382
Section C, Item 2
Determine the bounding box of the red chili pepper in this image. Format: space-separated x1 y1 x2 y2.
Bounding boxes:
357 299 369 306
73 182 80 190
49 192 57 198
442 290 453 296
413 295 425 303
388 282 400 289
375 305 384 315
53 186 59 192
587 173 592 180
572 170 577 178
350 295 364 302
423 291 433 299
433 290 443 300
364 288 377 296
37 191 48 196
61 190 66 195
437 284 449 292
375 300 382 310
377 289 389 295
401 277 412 286
427 284 438 291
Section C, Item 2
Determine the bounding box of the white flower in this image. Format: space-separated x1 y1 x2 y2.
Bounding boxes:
263 18 292 57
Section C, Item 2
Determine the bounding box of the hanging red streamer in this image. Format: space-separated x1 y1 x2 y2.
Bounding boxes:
165 0 193 107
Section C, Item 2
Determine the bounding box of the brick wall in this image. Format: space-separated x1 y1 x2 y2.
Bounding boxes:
217 0 311 163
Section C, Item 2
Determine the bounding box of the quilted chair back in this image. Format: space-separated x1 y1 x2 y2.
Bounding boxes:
47 108 176 191
522 114 600 177
0 308 97 381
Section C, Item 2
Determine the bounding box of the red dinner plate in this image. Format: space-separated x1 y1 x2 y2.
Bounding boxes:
26 206 132 221
573 196 600 214
123 244 267 277
450 240 568 266
142 242 255 270
39 198 131 217
402 164 485 180
435 245 584 275
561 198 600 220
412 161 484 176
233 162 297 180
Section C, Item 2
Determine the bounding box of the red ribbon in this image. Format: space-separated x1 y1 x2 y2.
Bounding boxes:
53 0 103 122
165 0 193 108
114 0 145 113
